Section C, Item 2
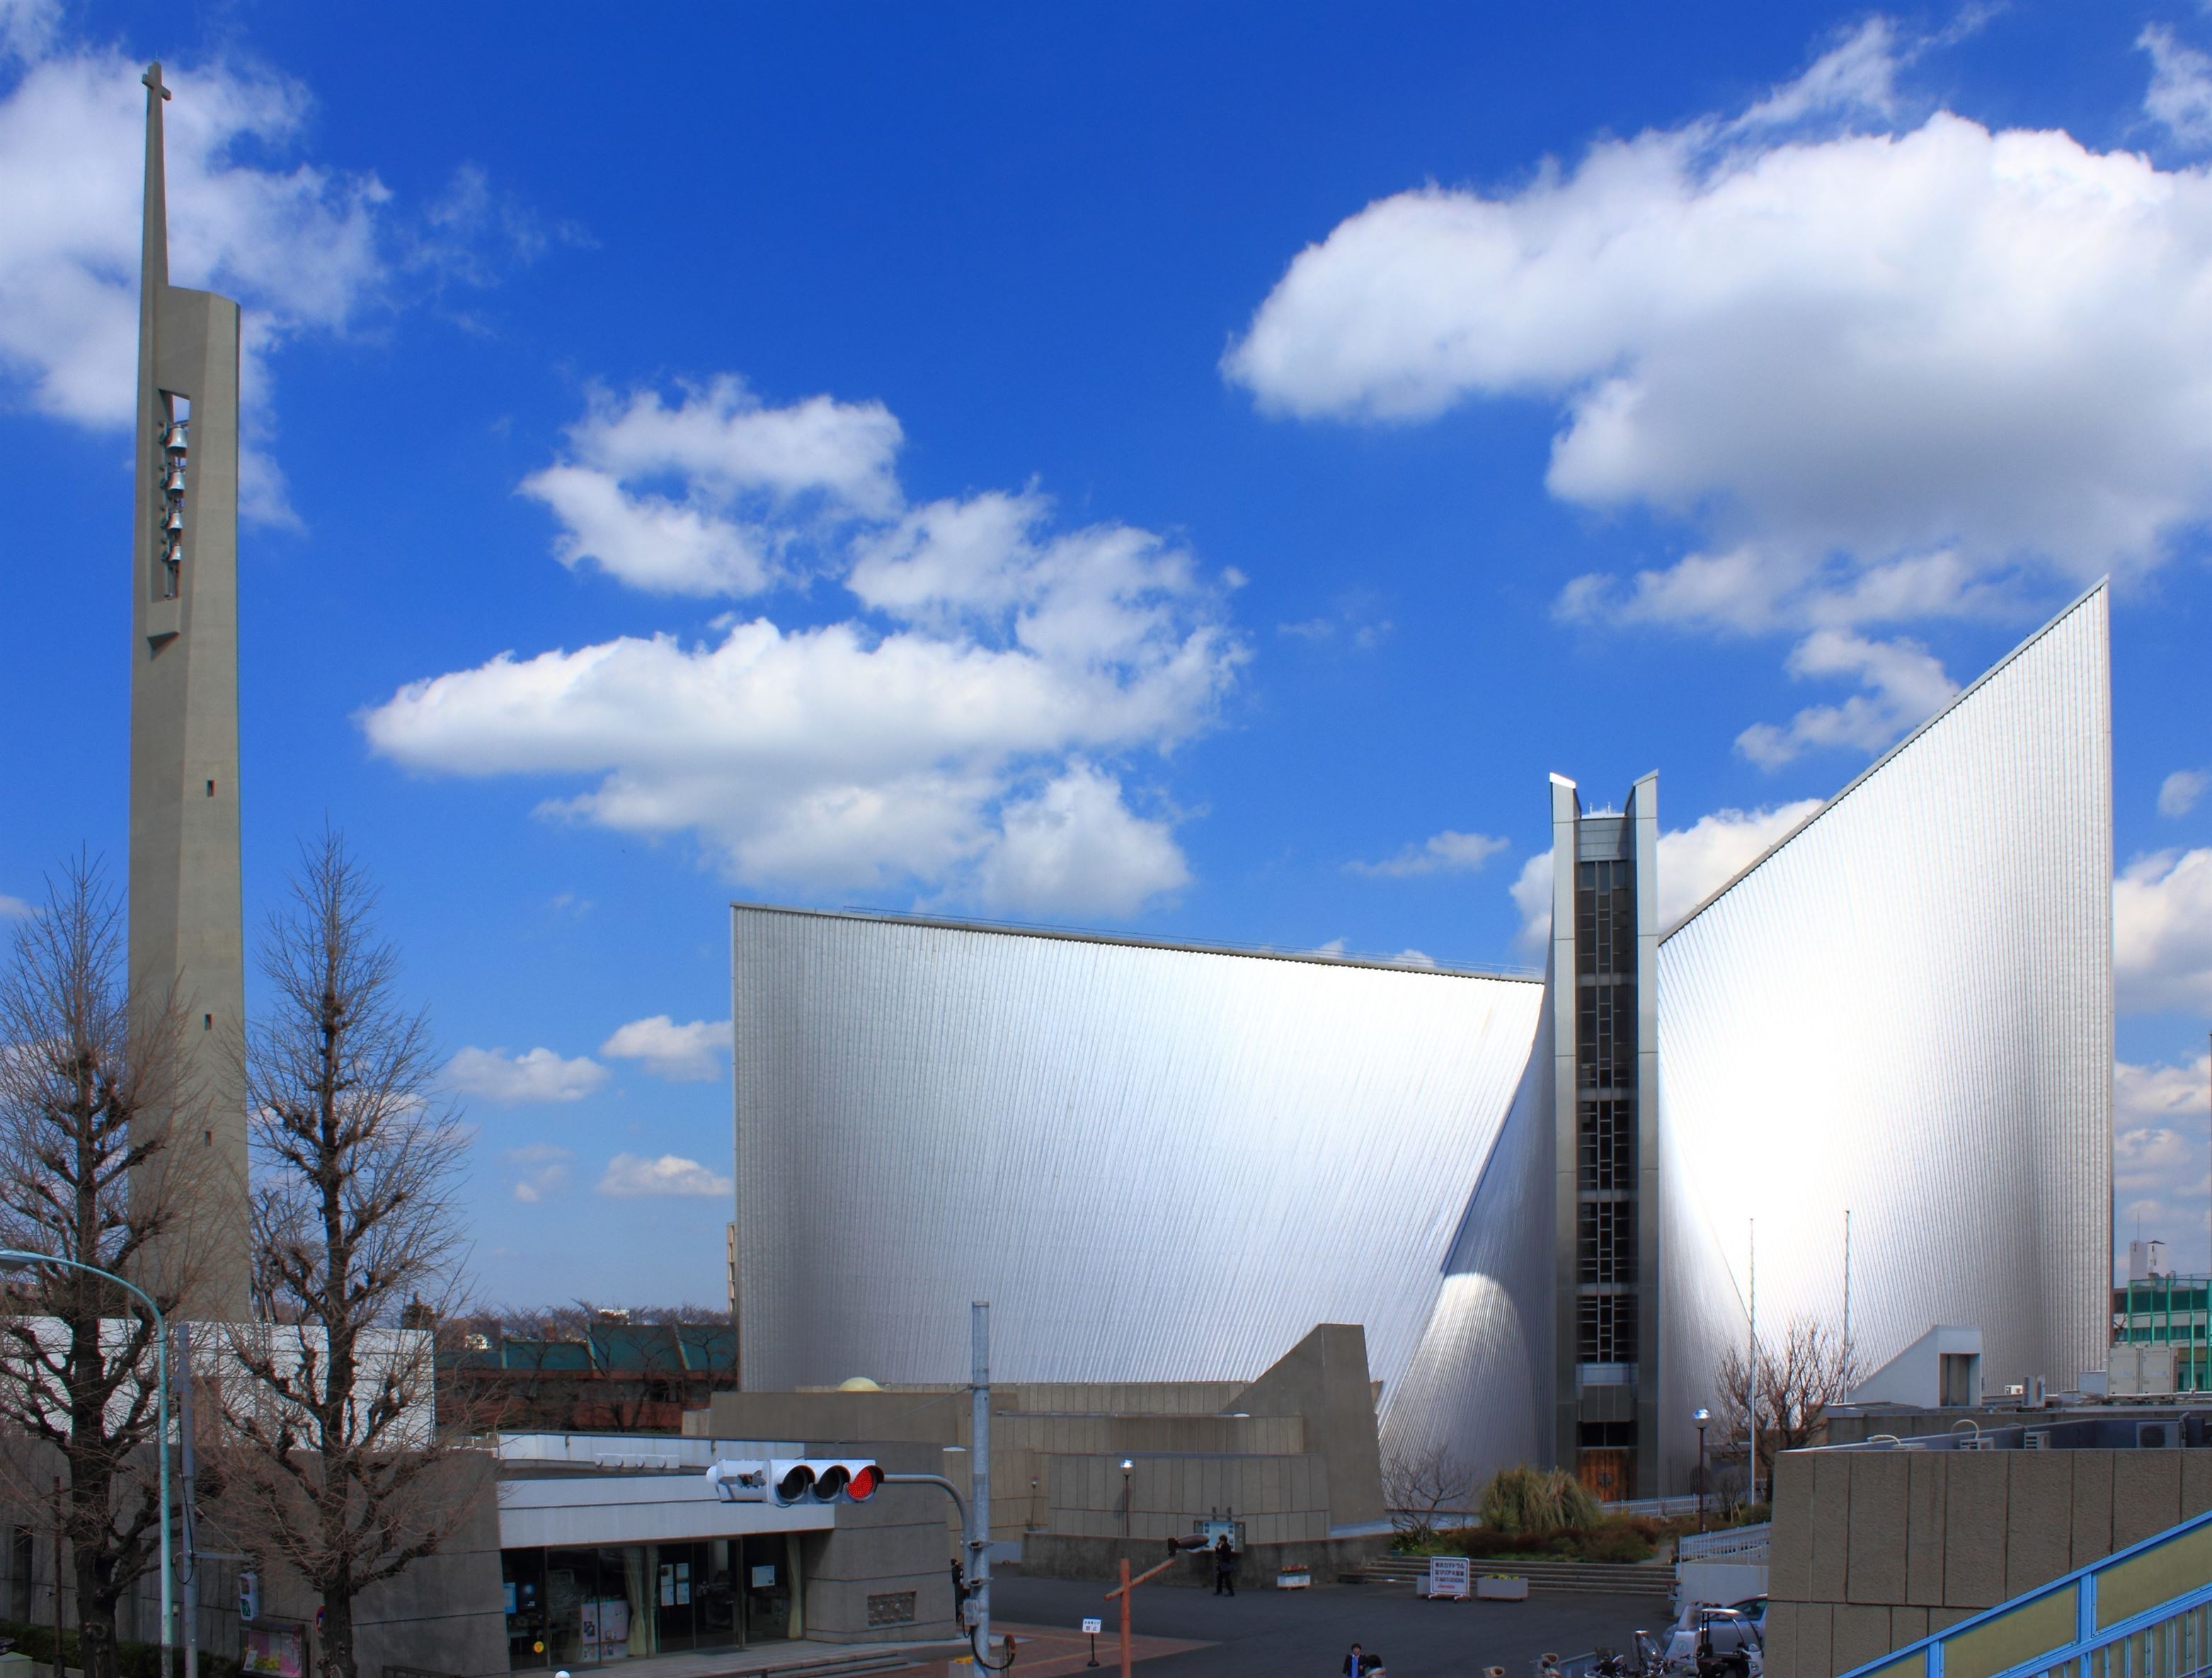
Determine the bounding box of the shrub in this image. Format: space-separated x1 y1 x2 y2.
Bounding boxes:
0 1619 242 1678
1478 1465 1603 1536
1578 1522 1656 1563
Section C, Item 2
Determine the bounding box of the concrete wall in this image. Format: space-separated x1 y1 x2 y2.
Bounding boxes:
351 1452 508 1676
798 1441 961 1646
1766 1447 2212 1678
695 1323 1386 1541
1021 1532 1392 1587
1046 1453 1332 1545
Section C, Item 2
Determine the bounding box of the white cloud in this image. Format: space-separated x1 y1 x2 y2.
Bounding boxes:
965 762 1188 917
2116 848 2212 1015
1348 829 1510 878
365 389 1240 917
599 1014 730 1083
2160 769 2208 818
0 894 31 919
504 1143 572 1204
597 1152 733 1199
1510 852 1554 951
2114 1054 2211 1262
1735 630 1959 769
1656 799 1825 928
1511 797 1823 946
1731 19 1901 133
521 377 902 596
1226 28 2212 641
2142 25 2212 149
0 25 554 524
446 1044 609 1105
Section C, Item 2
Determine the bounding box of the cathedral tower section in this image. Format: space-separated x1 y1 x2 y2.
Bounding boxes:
129 64 248 1323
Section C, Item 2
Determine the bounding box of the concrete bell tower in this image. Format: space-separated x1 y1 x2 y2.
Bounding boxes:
129 63 249 1323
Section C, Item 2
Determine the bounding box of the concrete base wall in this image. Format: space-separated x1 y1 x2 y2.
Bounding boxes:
1767 1446 2212 1678
1017 1532 1390 1587
798 1442 963 1646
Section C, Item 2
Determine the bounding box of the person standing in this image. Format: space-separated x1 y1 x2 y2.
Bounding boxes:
1342 1644 1365 1676
1213 1531 1237 1596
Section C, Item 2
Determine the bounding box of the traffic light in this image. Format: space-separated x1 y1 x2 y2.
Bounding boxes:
704 1459 770 1502
705 1457 881 1505
238 1570 260 1623
769 1458 882 1506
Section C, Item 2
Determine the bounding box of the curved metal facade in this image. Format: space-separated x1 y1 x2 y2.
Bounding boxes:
1653 583 2112 1488
730 586 2113 1492
733 913 1544 1399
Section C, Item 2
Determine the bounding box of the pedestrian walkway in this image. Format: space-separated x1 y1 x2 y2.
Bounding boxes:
900 1621 1213 1677
537 1633 965 1678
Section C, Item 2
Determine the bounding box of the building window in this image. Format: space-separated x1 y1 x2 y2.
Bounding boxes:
1578 1097 1632 1191
1577 1291 1638 1365
159 392 189 601
1577 1199 1637 1286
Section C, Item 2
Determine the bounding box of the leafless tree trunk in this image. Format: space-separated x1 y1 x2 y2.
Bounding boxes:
209 832 474 1678
1714 1315 1858 1497
1382 1443 1477 1547
0 857 205 1678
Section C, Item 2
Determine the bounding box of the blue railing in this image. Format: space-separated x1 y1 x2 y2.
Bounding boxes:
1838 1506 2212 1678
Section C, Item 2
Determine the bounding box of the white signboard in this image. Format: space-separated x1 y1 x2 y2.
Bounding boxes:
1426 1555 1472 1599
1082 1618 1103 1635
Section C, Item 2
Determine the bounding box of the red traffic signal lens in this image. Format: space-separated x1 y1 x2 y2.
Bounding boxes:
847 1464 881 1501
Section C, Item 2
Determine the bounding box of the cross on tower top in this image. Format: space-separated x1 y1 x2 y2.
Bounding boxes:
142 62 169 101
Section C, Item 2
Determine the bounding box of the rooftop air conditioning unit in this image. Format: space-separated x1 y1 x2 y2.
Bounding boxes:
2137 1421 2181 1450
2024 1430 2053 1450
2004 1383 2026 1398
1958 1434 2001 1451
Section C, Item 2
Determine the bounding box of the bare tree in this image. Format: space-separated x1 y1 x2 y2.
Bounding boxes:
0 857 205 1678
1713 1315 1858 1495
1382 1443 1478 1548
210 833 474 1678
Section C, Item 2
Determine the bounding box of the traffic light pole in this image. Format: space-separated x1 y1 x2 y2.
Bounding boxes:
176 1324 198 1678
877 1300 1003 1669
972 1301 996 1670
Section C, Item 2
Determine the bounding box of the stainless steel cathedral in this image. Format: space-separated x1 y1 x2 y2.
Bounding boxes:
728 584 2113 1498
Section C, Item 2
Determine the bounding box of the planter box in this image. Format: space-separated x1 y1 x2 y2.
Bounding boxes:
1476 1575 1530 1600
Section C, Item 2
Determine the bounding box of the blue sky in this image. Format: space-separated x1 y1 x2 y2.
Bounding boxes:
2 0 2208 1303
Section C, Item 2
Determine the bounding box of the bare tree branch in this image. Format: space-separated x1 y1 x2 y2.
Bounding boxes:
1712 1315 1859 1501
206 831 477 1678
0 855 205 1678
1382 1444 1477 1548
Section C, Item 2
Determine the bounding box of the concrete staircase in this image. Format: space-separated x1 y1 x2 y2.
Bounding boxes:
1360 1554 1674 1597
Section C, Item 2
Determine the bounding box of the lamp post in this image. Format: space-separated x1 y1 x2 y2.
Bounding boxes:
0 1250 173 1673
1692 1409 1710 1534
1120 1460 1133 1539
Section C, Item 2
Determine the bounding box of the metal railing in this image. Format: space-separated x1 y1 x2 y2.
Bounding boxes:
1676 1522 1772 1562
1838 1507 2212 1678
1608 1495 1712 1519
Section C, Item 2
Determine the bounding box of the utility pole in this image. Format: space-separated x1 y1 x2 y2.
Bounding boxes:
52 1475 64 1678
1748 1219 1759 1507
971 1301 992 1670
1843 1209 1853 1386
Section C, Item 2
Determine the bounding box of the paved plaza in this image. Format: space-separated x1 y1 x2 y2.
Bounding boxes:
983 1574 1675 1678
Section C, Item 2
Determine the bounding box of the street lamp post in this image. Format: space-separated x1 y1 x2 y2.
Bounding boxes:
1120 1459 1133 1539
0 1250 173 1674
1692 1409 1710 1534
